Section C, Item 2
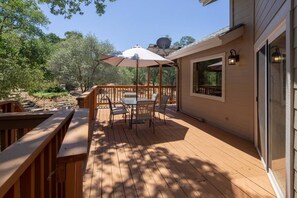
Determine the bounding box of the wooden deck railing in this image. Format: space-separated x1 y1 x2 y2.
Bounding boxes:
77 85 176 110
0 110 74 198
76 86 97 122
0 112 52 151
56 109 89 198
0 100 25 113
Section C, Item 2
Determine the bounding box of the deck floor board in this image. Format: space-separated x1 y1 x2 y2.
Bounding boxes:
83 107 276 198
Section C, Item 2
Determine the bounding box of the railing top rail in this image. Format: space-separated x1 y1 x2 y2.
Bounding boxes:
57 109 89 163
0 112 53 130
96 85 176 88
0 100 16 105
77 86 97 99
0 110 74 197
0 112 53 120
0 100 25 112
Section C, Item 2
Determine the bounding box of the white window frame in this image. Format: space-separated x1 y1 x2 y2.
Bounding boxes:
190 53 225 102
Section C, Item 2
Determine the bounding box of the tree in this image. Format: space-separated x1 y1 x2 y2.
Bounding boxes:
64 31 83 39
0 32 45 98
162 67 176 86
49 34 114 92
0 0 49 36
38 0 116 19
173 36 196 48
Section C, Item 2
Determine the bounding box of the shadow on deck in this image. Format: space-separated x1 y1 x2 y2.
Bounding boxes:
83 106 276 198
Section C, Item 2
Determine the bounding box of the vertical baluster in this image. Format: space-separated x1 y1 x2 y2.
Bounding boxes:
44 143 52 198
51 136 57 197
3 179 20 198
35 152 45 198
65 162 76 198
113 87 116 106
20 162 35 197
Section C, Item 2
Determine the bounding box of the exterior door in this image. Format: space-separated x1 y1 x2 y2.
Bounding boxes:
268 32 286 194
256 45 267 165
256 31 286 197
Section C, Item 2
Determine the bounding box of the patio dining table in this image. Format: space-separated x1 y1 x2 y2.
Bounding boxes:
121 97 154 128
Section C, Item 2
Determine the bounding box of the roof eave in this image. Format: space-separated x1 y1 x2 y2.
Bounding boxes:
166 37 222 60
166 25 245 60
199 0 217 6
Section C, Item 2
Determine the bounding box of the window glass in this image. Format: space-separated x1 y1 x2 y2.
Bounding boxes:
192 57 223 97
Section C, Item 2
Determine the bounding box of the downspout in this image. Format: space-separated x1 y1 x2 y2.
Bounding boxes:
176 58 181 112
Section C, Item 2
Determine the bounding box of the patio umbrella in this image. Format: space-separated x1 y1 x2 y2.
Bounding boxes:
100 45 173 100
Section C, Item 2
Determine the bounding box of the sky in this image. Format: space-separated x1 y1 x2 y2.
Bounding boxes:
40 0 229 51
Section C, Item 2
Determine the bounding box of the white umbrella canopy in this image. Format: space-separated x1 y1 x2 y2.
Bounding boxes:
100 45 173 67
100 45 173 100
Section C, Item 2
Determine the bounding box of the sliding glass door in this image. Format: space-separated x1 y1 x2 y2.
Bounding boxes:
256 31 286 196
268 32 286 194
257 45 266 164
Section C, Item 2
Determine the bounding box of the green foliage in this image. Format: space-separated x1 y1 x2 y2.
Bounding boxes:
162 67 176 85
46 86 66 93
49 33 115 92
32 91 68 99
0 0 59 99
0 0 49 36
38 0 116 19
64 31 83 39
0 32 46 98
173 36 196 48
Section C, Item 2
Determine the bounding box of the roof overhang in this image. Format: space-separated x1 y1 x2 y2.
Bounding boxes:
166 25 245 60
199 0 217 6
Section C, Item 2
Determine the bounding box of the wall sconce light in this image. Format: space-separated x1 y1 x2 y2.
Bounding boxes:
271 46 282 63
228 49 239 65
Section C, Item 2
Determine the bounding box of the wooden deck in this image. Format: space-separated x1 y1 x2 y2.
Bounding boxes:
83 106 276 198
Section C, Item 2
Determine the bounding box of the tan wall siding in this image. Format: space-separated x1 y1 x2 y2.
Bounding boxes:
179 38 254 140
293 1 297 197
178 0 254 141
255 0 286 40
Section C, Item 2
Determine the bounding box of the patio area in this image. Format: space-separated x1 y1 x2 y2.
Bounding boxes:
83 106 276 198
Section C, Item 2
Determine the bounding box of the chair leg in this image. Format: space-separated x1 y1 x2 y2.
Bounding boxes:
111 114 115 128
124 114 126 122
109 114 112 128
163 112 166 124
152 119 155 134
136 123 138 136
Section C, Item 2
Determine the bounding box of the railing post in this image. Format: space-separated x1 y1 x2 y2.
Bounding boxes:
113 87 116 106
94 86 97 111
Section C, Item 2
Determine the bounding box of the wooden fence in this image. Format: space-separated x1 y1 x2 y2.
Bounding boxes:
77 85 176 109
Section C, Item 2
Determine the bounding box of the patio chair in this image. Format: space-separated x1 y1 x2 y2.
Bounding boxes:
151 93 158 116
133 100 155 136
151 93 158 103
106 96 129 128
155 95 170 124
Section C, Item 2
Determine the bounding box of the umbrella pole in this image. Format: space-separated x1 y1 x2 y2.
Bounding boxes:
136 59 139 100
147 66 150 98
159 64 162 103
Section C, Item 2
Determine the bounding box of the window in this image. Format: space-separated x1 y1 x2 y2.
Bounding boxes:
190 54 225 101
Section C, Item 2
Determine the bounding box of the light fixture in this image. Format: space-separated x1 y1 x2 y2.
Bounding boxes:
271 46 282 63
228 49 239 65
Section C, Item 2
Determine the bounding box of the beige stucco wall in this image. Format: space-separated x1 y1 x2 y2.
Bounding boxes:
177 0 254 141
178 40 254 141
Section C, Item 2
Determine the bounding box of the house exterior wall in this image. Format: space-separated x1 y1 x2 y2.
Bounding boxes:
255 0 286 40
254 0 296 197
293 1 297 197
178 0 254 141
